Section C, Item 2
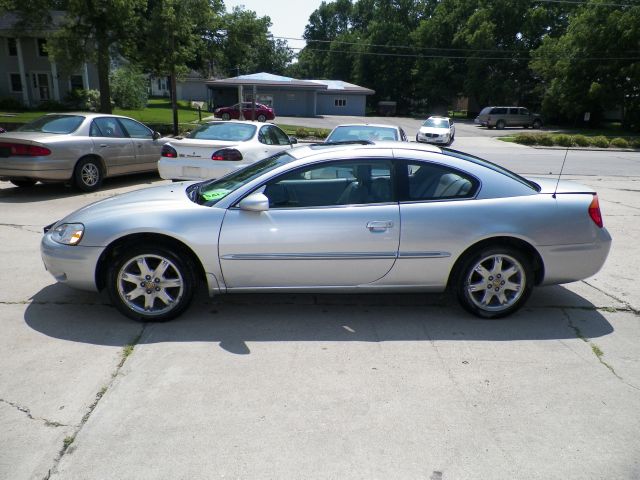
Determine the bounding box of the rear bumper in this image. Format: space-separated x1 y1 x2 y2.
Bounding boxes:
539 228 612 285
158 158 242 181
0 156 73 181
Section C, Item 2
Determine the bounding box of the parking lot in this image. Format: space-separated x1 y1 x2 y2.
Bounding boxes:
1 125 639 479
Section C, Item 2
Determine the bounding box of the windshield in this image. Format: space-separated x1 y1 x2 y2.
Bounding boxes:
423 118 449 128
326 126 398 142
18 115 84 134
188 122 257 141
192 151 295 205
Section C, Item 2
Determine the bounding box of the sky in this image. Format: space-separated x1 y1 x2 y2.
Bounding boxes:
224 0 323 52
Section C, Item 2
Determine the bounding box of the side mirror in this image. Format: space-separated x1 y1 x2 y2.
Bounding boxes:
289 136 298 144
152 131 161 140
238 192 269 212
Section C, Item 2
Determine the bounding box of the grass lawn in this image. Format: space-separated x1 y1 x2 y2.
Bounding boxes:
0 98 204 125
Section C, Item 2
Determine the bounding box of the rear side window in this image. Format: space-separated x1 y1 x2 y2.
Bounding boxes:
18 115 84 134
491 107 507 114
509 108 519 114
406 161 478 201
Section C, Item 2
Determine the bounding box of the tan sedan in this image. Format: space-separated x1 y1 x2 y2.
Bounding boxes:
0 113 168 191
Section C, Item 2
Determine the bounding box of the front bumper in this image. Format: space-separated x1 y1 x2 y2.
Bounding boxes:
41 233 105 292
417 134 450 144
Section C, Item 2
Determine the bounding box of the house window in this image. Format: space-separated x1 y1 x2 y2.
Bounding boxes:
157 78 162 90
37 38 48 57
7 38 17 56
9 73 22 92
70 75 84 91
334 98 347 107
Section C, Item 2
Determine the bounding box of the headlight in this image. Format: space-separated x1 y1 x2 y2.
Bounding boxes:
51 223 84 245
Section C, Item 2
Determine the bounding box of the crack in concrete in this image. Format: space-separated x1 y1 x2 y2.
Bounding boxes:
42 325 147 480
0 223 43 234
0 398 71 428
581 280 640 316
563 309 640 392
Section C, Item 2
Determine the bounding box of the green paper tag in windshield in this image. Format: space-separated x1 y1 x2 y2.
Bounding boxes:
201 188 230 201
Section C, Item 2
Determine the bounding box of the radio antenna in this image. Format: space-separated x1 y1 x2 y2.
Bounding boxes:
553 148 569 199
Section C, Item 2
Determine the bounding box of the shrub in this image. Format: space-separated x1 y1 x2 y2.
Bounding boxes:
590 136 610 148
110 66 148 110
38 100 67 111
553 134 574 147
0 96 24 110
609 137 629 148
294 127 311 138
535 134 554 146
514 133 538 145
64 89 101 111
572 135 590 147
631 137 640 149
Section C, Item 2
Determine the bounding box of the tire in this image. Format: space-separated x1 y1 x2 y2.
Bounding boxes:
107 246 196 322
10 179 37 188
532 119 542 129
74 157 103 192
487 125 494 130
221 112 230 121
496 120 505 130
415 134 421 143
453 246 533 319
257 114 267 122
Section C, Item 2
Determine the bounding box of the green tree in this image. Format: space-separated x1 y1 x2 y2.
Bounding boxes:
531 1 640 128
110 66 148 109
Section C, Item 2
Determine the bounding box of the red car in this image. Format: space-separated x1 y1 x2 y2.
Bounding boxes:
214 102 275 122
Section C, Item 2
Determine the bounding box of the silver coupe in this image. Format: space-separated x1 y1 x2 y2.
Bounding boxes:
0 113 167 191
41 142 611 321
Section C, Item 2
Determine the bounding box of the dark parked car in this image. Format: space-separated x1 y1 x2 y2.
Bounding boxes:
214 103 275 122
475 107 543 130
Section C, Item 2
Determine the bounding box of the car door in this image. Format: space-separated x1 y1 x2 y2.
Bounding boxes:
218 159 400 288
90 117 136 175
118 117 161 171
519 108 531 126
508 107 520 126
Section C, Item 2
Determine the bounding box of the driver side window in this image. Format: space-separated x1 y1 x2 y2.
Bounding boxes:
263 160 393 208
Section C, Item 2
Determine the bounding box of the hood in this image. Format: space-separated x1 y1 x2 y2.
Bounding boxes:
419 126 450 135
526 176 596 194
59 182 197 225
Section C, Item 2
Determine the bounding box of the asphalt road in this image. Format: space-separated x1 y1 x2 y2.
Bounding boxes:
1 137 639 479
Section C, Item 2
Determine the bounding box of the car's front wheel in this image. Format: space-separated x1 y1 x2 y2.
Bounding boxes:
257 114 267 122
74 157 103 192
221 112 231 121
532 119 542 129
454 247 533 319
107 246 196 322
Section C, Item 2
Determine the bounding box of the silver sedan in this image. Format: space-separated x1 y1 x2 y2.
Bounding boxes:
41 142 611 321
0 113 167 191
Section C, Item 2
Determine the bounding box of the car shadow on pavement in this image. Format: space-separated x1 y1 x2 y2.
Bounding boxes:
24 284 614 354
0 172 165 203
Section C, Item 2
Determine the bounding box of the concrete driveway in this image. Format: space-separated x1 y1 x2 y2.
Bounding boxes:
1 139 639 479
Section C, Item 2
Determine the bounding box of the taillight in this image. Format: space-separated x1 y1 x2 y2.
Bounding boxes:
161 144 178 158
0 142 51 156
211 148 243 161
588 194 603 228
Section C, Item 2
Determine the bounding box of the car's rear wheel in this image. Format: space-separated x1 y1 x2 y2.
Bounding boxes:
74 157 103 192
496 120 506 130
257 114 267 122
107 246 195 322
454 247 533 319
221 112 230 121
10 179 37 188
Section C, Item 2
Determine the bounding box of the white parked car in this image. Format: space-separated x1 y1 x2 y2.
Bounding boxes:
416 116 455 145
158 120 296 181
325 123 408 143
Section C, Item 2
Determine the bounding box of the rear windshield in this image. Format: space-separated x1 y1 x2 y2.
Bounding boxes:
442 148 540 191
188 122 256 141
326 125 398 142
18 115 84 134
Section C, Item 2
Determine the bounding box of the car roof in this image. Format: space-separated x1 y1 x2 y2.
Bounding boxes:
330 123 400 129
287 140 441 161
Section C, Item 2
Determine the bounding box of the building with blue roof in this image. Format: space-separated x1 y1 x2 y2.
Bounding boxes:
206 72 375 117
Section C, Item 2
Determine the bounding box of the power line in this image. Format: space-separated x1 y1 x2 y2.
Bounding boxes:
290 46 640 61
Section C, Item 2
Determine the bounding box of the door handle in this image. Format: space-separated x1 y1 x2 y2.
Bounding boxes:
99 144 109 148
367 221 393 232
